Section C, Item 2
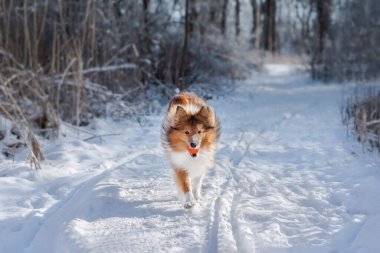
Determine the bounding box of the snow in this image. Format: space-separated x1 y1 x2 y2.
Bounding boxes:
1 64 380 253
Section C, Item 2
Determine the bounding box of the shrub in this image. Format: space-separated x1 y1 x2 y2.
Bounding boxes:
344 90 380 151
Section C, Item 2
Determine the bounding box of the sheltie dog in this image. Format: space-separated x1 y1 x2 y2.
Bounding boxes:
162 92 220 208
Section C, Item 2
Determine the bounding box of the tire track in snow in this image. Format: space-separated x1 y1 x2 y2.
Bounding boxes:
25 149 159 253
205 100 319 253
206 130 250 253
230 190 257 253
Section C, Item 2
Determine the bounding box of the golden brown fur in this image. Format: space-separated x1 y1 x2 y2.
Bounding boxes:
161 92 220 208
166 93 219 152
174 169 191 193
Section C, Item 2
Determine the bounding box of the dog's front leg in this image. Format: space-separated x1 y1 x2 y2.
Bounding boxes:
192 175 204 201
175 169 194 208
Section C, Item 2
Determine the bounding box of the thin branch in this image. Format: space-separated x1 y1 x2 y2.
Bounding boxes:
366 119 380 127
53 63 137 79
83 133 122 142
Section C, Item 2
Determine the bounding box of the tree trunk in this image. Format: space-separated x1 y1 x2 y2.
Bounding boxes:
179 0 190 90
209 1 217 25
250 0 261 49
312 0 332 79
221 0 228 35
263 0 276 52
189 0 198 34
142 0 151 51
316 0 332 55
235 0 240 37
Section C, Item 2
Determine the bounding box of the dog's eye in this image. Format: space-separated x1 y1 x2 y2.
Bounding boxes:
185 131 189 135
198 131 201 134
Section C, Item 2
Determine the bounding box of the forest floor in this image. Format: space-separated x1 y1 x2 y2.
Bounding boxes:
1 64 380 253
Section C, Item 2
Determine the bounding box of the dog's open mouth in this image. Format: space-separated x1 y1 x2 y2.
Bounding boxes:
186 146 199 158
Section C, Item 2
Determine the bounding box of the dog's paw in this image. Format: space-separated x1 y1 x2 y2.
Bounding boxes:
184 201 194 209
183 192 195 209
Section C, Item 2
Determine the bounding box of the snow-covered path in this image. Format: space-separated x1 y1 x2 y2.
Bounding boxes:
1 65 380 253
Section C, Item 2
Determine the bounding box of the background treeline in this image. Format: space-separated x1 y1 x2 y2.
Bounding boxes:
1 0 378 123
0 0 234 127
0 0 379 164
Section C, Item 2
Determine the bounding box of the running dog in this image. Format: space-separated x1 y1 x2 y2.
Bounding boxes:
162 92 220 208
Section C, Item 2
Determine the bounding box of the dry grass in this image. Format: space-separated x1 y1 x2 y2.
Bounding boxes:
0 0 238 169
0 0 141 168
344 91 380 151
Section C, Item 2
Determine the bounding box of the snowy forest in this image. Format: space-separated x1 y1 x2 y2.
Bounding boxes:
0 0 379 150
1 0 380 252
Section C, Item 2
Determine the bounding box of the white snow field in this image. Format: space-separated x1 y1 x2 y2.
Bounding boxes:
1 64 380 253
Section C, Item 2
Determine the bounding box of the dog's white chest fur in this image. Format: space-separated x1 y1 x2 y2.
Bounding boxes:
168 148 215 178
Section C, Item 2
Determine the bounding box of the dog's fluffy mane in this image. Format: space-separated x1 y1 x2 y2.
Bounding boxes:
161 92 220 152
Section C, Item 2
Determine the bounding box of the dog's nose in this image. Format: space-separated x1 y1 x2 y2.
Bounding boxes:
190 142 197 148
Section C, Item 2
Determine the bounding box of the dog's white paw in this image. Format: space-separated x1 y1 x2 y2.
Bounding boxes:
183 192 195 209
184 201 194 209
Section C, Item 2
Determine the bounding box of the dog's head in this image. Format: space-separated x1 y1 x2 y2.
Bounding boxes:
170 106 215 157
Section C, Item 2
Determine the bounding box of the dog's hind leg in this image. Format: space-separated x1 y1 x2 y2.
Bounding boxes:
192 175 204 201
175 169 194 208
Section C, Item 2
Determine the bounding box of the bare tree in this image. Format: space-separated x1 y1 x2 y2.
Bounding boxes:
189 0 199 34
312 0 332 79
315 0 332 55
235 0 240 38
295 0 314 55
263 0 276 52
250 0 261 49
179 0 190 90
221 0 228 35
314 0 380 81
209 0 218 25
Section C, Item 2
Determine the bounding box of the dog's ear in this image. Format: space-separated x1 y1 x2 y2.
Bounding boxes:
197 106 210 120
175 106 187 119
197 106 215 127
173 106 187 127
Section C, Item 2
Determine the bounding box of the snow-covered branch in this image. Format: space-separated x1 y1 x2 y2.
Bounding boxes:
366 120 380 127
54 63 137 79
